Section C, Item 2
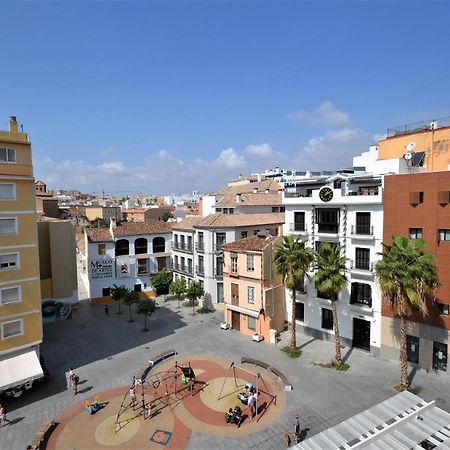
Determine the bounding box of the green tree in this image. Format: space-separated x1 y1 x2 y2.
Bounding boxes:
161 211 172 222
90 217 108 228
375 235 438 389
111 284 128 315
186 281 204 315
169 278 187 308
273 235 314 349
152 270 173 300
313 242 348 366
137 298 157 331
123 290 139 322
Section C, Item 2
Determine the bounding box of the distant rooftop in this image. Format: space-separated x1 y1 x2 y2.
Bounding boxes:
387 115 450 138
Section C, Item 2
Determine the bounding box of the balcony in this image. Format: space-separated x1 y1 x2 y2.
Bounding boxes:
350 225 374 240
214 242 225 253
195 242 205 253
350 260 374 277
317 224 339 234
214 267 224 279
195 265 205 277
173 242 194 253
289 224 308 236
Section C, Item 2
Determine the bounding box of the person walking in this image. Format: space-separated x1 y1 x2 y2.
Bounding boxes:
71 373 79 395
66 368 74 390
129 386 137 408
104 304 109 315
293 413 301 443
0 404 11 427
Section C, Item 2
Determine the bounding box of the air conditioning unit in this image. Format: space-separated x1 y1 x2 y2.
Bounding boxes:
252 333 264 342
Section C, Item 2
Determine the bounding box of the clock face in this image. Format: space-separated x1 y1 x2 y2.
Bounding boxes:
319 187 333 202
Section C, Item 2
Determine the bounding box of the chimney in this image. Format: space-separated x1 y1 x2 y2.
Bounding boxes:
9 116 18 133
253 187 258 193
236 193 242 203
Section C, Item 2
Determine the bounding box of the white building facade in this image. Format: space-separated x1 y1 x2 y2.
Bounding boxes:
82 222 172 300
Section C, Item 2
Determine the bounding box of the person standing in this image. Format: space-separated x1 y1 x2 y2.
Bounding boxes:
293 413 301 443
66 368 74 390
129 386 136 408
104 304 109 315
247 390 256 420
0 404 11 427
72 373 79 395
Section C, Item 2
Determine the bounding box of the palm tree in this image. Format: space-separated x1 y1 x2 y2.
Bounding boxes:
137 298 157 331
123 290 139 322
375 235 438 389
273 235 314 349
313 242 348 366
111 284 128 315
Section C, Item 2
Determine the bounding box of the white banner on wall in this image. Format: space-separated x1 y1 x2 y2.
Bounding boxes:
90 259 114 279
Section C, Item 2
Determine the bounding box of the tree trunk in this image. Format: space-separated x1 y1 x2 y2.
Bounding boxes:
128 305 133 322
143 314 148 331
117 301 122 315
291 289 297 348
192 298 195 315
331 299 342 366
399 316 409 389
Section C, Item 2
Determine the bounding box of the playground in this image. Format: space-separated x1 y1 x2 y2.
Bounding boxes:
45 353 287 449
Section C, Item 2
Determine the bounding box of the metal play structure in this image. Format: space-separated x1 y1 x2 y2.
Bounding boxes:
217 361 277 422
114 361 203 433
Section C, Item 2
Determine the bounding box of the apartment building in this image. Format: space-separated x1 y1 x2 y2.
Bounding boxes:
82 221 172 301
0 116 44 393
172 213 285 304
283 170 384 354
35 180 59 218
80 205 122 224
222 234 285 342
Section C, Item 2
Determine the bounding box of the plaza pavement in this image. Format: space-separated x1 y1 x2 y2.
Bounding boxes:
1 298 450 450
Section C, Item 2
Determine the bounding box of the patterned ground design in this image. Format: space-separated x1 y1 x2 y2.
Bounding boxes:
46 354 287 449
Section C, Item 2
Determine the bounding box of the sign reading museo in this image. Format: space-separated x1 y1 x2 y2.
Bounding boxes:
90 259 114 279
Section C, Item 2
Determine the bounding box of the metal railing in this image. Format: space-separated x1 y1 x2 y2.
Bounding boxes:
195 265 205 277
284 191 314 199
387 116 450 138
351 225 374 236
350 260 373 272
317 224 339 234
173 242 193 253
289 223 307 233
195 242 205 253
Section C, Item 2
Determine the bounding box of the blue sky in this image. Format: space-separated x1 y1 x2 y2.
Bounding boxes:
1 1 450 195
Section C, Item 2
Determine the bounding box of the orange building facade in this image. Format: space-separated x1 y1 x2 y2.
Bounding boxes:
222 235 285 343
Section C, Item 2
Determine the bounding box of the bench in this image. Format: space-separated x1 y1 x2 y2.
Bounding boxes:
29 419 57 449
139 349 177 381
240 356 271 370
240 356 293 391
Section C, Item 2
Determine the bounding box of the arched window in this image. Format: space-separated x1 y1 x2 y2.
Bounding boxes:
135 238 148 255
153 237 166 253
115 239 129 256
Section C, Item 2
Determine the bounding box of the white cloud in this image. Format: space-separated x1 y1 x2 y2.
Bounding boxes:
244 143 274 157
99 161 126 174
215 148 246 170
288 101 351 128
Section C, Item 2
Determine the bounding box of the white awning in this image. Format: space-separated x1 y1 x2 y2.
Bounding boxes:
225 304 260 318
0 350 43 391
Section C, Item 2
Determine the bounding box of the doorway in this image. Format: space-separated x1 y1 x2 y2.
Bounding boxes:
353 318 371 351
231 311 240 331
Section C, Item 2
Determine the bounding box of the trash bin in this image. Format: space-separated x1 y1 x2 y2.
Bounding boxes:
269 329 277 344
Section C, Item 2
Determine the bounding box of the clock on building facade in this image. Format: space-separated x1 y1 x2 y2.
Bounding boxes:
319 187 333 202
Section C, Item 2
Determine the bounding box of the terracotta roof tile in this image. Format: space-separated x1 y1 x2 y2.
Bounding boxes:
195 212 285 229
215 192 282 207
113 221 173 236
211 179 281 196
172 216 205 231
223 235 280 252
85 228 113 242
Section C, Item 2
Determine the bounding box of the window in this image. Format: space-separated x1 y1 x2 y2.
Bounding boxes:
152 237 165 253
231 252 238 273
355 212 371 235
247 286 255 304
0 183 15 200
438 303 449 316
98 244 106 255
180 235 185 248
0 218 17 235
272 207 279 213
407 335 419 364
134 284 142 292
187 236 193 251
174 234 179 246
0 148 16 163
420 192 424 203
350 283 372 307
102 287 111 296
240 231 248 239
215 257 222 277
316 209 339 233
231 283 239 305
247 254 254 272
439 229 450 241
0 253 19 270
197 232 204 251
228 208 234 215
410 191 424 205
216 233 226 251
216 208 222 212
294 212 305 231
296 277 305 294
359 186 379 196
2 320 23 339
188 259 193 274
137 258 148 275
433 342 447 371
180 257 185 271
438 191 450 205
409 228 423 240
253 230 259 236
248 316 256 330
355 248 370 270
321 308 333 330
295 302 304 321
0 286 21 305
198 255 204 271
135 238 148 254
280 207 285 212
115 239 129 256
223 208 228 214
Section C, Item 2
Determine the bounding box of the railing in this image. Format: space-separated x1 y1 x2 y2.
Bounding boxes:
346 188 379 196
289 223 307 233
215 242 225 253
350 297 372 308
350 260 373 272
195 265 205 277
173 242 193 253
172 263 193 275
351 225 374 236
215 268 223 278
387 116 450 138
195 242 204 253
284 191 313 198
317 224 339 234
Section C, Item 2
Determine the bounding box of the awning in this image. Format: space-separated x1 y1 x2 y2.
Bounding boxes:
225 304 260 318
0 350 43 391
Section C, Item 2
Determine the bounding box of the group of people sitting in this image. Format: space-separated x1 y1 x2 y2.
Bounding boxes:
225 406 243 426
225 383 259 426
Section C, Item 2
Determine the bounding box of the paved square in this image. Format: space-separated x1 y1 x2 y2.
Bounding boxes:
1 298 450 450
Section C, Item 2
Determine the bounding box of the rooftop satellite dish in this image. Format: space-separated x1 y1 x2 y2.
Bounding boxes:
406 142 416 152
404 151 413 161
